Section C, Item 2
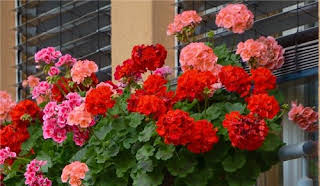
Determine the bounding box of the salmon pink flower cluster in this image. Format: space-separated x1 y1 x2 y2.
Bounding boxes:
0 147 16 164
27 75 40 88
236 36 285 70
215 4 254 33
167 10 202 36
71 60 98 84
24 159 52 186
34 47 61 64
288 102 318 132
0 91 15 123
61 161 89 186
67 103 93 128
179 42 219 73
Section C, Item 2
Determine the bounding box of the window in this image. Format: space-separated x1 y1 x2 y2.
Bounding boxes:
15 0 111 99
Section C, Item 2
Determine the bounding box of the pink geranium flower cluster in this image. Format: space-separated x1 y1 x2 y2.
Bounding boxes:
31 81 51 99
0 147 16 164
48 66 60 77
61 161 89 186
179 42 219 73
215 4 254 34
56 54 77 67
34 47 61 64
43 93 84 144
24 159 52 186
154 66 173 78
71 60 98 84
236 36 285 70
167 10 202 35
0 91 15 123
288 101 318 132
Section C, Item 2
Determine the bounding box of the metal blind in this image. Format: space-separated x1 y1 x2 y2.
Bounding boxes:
175 0 318 82
15 0 111 99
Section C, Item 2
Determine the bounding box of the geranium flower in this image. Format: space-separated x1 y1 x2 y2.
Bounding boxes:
223 111 268 150
288 101 318 132
176 69 218 101
61 161 89 186
215 4 254 34
247 93 280 119
236 36 285 70
167 10 202 35
251 67 276 94
219 65 251 97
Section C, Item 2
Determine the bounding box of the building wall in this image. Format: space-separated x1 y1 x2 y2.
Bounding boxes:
0 1 16 99
111 0 175 79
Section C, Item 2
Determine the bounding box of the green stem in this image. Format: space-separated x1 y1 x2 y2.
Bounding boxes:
204 94 208 117
15 157 31 162
90 128 103 143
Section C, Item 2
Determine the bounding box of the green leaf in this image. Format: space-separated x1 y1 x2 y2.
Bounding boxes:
205 105 221 121
20 125 42 156
136 144 155 161
222 152 246 172
259 133 283 151
132 170 164 186
155 144 175 160
167 151 196 178
190 113 203 120
115 153 136 177
137 159 154 172
123 137 137 149
268 89 285 105
95 118 112 140
36 151 52 173
173 99 198 112
128 113 145 128
104 141 120 157
138 122 156 142
268 122 282 132
183 168 213 186
224 102 245 114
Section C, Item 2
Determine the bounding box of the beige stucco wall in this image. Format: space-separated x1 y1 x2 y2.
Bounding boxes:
111 0 175 79
0 0 16 99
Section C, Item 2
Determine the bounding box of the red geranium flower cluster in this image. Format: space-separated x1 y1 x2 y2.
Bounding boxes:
156 110 219 153
129 95 167 120
132 44 167 71
187 120 219 153
223 111 268 151
127 74 175 119
247 93 280 119
114 59 142 81
176 70 218 101
10 100 40 125
156 110 194 145
143 74 168 96
0 122 30 154
219 65 251 97
251 67 276 94
85 86 115 115
114 44 167 81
